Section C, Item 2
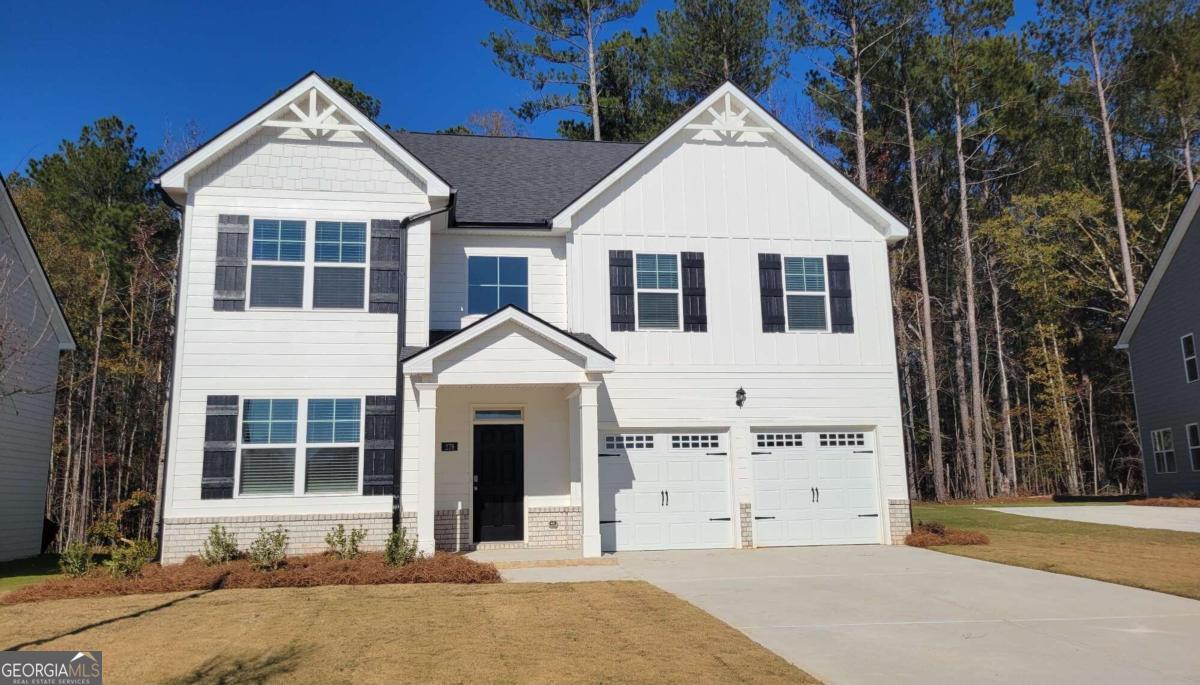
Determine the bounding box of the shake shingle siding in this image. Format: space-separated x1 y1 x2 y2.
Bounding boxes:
392 132 641 226
1128 208 1200 496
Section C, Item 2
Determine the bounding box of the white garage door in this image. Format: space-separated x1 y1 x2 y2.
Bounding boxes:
752 430 881 546
599 432 734 552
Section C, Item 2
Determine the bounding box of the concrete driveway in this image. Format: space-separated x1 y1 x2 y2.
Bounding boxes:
988 504 1200 533
610 546 1200 685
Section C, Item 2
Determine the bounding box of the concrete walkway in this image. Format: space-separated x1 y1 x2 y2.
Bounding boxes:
988 505 1200 533
505 546 1200 685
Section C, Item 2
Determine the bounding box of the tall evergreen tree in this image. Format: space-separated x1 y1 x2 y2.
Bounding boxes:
656 0 781 102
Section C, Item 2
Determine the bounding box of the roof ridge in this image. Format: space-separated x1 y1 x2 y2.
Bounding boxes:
393 130 644 146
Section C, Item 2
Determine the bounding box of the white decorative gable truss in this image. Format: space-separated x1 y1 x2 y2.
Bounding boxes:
156 72 450 201
551 82 908 244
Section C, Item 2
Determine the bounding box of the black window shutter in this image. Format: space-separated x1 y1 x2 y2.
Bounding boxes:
609 250 635 331
758 253 785 333
369 220 402 313
827 255 854 333
214 215 249 311
681 252 708 332
202 395 238 499
363 395 396 495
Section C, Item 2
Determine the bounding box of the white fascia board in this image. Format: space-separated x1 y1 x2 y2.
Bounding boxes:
0 178 75 349
404 307 615 374
550 81 909 244
156 73 450 199
1116 183 1200 350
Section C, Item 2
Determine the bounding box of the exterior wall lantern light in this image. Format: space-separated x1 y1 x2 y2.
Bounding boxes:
736 387 747 408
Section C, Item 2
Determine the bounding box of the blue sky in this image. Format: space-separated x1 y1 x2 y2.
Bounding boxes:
1 0 1037 175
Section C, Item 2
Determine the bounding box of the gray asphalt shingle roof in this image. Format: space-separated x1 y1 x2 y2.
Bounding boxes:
392 131 643 226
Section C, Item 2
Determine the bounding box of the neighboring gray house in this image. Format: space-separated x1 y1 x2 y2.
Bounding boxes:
1117 183 1200 497
0 176 75 561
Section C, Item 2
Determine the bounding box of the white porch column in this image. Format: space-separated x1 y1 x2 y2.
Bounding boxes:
578 381 601 557
414 381 438 556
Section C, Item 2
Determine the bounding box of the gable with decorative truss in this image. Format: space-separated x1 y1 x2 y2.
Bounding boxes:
157 72 449 200
685 91 772 144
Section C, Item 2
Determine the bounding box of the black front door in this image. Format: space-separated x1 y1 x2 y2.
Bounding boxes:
473 424 524 542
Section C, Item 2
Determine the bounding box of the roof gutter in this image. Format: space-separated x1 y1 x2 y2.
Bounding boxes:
393 195 454 531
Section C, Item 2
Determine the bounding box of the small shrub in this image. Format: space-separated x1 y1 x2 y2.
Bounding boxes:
58 541 94 577
105 539 157 578
324 524 367 560
200 524 241 565
384 527 418 567
918 520 946 536
249 526 288 571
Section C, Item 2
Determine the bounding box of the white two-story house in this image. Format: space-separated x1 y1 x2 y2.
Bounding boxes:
155 73 911 562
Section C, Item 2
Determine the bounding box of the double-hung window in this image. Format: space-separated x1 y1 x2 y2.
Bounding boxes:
1151 428 1177 474
635 253 680 330
249 220 306 308
467 256 528 314
305 398 362 493
1188 423 1200 471
313 221 367 309
239 399 298 495
783 257 829 331
1182 334 1198 383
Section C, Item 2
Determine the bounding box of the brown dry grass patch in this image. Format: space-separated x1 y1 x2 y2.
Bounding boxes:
2 552 498 605
914 504 1200 600
0 581 818 684
905 521 990 547
1130 497 1200 508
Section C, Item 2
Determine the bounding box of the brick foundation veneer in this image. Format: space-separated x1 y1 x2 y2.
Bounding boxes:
888 499 912 543
434 509 471 551
739 503 753 548
526 506 582 548
161 511 415 564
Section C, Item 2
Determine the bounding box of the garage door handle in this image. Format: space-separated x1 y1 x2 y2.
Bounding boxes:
600 520 621 524
854 450 873 454
858 514 879 518
754 516 776 520
709 517 731 521
600 453 620 457
706 451 726 455
751 451 771 455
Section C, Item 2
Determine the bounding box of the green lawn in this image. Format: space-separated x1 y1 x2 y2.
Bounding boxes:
0 555 60 594
913 504 1200 600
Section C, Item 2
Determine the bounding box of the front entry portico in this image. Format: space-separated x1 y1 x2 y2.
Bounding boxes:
402 306 615 557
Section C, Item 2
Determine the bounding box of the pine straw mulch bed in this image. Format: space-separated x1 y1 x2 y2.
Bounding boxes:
1 552 499 605
1129 497 1200 508
905 521 990 548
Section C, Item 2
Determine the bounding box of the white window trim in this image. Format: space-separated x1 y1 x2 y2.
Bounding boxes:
1188 423 1200 472
246 218 371 312
783 255 832 333
633 251 683 332
472 404 526 425
465 254 530 317
1151 428 1177 474
233 394 366 498
1182 334 1198 383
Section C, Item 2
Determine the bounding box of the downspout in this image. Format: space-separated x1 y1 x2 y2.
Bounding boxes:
393 194 454 530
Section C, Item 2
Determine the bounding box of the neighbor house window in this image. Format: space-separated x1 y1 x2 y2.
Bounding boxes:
249 220 306 308
635 253 680 330
239 399 298 495
1183 334 1198 383
1189 423 1200 471
313 221 367 309
784 257 828 331
468 256 528 314
305 398 361 493
1151 428 1177 474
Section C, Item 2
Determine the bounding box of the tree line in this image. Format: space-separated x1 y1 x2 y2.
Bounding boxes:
4 0 1197 550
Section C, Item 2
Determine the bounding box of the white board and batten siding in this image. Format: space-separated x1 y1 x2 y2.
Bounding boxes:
165 127 435 519
566 130 907 542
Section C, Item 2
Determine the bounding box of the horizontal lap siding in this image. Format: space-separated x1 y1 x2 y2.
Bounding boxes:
429 233 567 329
166 127 434 519
0 228 63 561
568 134 907 504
